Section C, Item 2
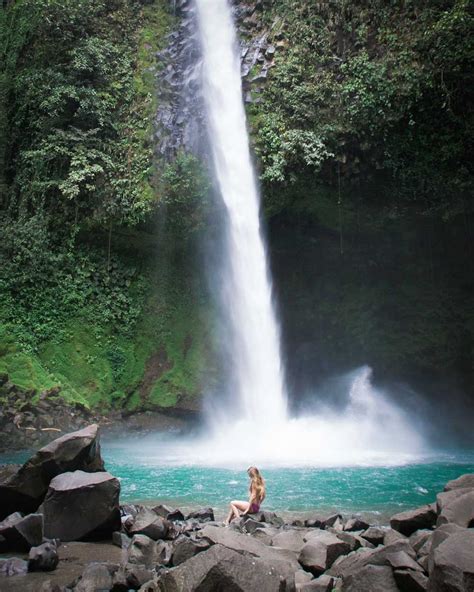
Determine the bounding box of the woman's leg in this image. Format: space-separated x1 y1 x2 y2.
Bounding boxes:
224 500 250 525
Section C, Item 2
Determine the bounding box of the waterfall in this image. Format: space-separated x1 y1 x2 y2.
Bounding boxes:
195 0 287 425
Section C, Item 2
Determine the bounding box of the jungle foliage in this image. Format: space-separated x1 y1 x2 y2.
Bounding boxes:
253 0 474 219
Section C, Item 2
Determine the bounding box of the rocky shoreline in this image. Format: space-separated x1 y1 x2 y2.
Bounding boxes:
0 425 473 591
0 374 192 453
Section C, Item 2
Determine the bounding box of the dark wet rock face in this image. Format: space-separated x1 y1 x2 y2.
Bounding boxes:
40 470 120 541
0 424 104 519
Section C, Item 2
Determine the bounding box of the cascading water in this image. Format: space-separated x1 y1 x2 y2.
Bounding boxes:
120 0 428 467
194 0 287 425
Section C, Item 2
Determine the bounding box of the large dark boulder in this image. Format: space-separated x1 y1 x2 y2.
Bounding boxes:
40 470 120 541
429 529 474 591
390 504 436 536
0 424 104 519
157 543 288 591
0 511 43 550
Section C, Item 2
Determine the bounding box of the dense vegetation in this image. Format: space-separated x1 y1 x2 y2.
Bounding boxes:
0 0 208 410
0 0 472 412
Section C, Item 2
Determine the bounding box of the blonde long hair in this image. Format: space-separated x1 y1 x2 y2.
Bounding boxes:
247 466 266 503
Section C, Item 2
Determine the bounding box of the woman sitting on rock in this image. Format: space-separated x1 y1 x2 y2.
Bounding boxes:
224 466 266 526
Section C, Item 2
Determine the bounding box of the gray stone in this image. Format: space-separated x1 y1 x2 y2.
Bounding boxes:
384 527 407 546
342 564 399 591
390 504 437 536
437 489 474 528
360 526 385 545
393 569 428 592
327 547 376 578
199 524 300 571
0 511 43 550
130 508 170 540
409 529 432 553
112 530 131 549
28 541 59 571
0 556 29 576
427 523 466 573
0 424 104 519
156 543 288 591
444 473 474 491
429 529 474 591
171 535 210 565
184 507 214 522
344 518 370 532
273 529 307 553
74 562 114 592
127 534 158 568
40 470 120 541
298 532 351 576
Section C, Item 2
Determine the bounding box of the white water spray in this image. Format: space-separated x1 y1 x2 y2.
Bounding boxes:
195 0 287 424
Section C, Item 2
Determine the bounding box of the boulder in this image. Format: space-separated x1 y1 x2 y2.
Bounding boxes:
127 534 159 568
384 528 407 546
360 526 385 546
272 529 307 553
130 508 170 540
429 529 474 592
153 504 185 522
298 532 351 576
427 523 466 573
437 489 474 528
40 470 120 541
0 556 29 576
393 569 428 592
327 547 377 578
74 562 115 592
241 516 265 534
305 513 343 530
157 543 288 591
171 535 211 566
120 563 155 590
184 507 214 522
444 473 474 491
344 518 370 532
390 504 437 536
343 564 399 591
409 529 432 554
199 524 300 571
112 530 131 549
252 510 284 526
0 512 43 550
0 424 104 519
28 541 59 571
